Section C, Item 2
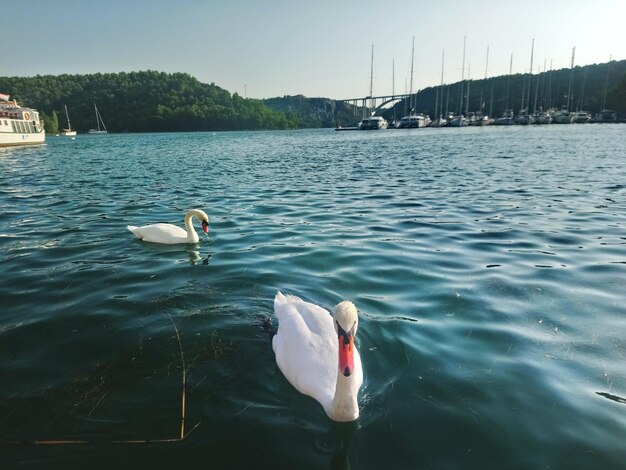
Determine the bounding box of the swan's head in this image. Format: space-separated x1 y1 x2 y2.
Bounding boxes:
190 209 209 234
333 301 358 378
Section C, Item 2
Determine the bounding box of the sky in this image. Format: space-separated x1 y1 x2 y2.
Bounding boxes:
2 0 625 100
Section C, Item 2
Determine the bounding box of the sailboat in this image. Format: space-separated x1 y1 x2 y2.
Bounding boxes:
396 37 429 129
88 104 108 134
358 45 388 130
62 104 77 136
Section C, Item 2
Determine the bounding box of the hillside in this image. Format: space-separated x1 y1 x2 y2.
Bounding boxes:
265 59 626 127
0 71 297 133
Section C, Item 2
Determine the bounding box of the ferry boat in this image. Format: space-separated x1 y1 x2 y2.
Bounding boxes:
0 94 46 147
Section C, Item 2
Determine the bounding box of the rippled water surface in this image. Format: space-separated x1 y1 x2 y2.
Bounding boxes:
1 126 625 468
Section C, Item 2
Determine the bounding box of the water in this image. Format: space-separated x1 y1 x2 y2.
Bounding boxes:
1 126 625 468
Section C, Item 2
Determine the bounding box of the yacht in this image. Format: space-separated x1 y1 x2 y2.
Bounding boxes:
448 114 469 127
396 113 431 128
359 116 388 130
429 116 447 127
571 111 591 123
553 108 573 124
591 109 617 123
494 109 515 125
468 112 491 126
0 94 46 147
516 109 535 125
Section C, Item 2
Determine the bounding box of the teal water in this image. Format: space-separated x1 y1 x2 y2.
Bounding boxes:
1 126 625 468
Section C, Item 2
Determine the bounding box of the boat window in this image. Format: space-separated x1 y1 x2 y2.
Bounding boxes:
31 122 37 132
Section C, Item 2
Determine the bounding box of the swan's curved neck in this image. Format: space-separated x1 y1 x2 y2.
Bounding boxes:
184 211 199 243
327 369 360 422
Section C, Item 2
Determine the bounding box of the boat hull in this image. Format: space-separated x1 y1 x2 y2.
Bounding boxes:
0 129 45 147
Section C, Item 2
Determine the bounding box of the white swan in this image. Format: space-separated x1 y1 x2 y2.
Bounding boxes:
272 291 363 422
127 209 209 244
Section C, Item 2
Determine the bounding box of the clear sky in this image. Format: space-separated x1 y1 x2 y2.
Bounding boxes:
2 0 625 100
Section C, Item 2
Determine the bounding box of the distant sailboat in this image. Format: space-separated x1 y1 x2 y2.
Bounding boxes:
62 104 77 136
88 104 108 134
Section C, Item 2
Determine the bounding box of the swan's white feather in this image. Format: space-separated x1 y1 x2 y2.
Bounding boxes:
127 209 208 245
272 292 362 413
127 223 189 244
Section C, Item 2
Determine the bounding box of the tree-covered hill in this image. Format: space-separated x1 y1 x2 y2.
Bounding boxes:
263 95 360 128
0 71 297 133
386 59 626 123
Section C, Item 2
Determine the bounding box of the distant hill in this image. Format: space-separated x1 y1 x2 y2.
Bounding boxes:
387 59 626 122
263 95 359 128
0 71 297 133
266 59 626 127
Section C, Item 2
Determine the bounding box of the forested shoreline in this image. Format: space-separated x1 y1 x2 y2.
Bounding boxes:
1 60 625 132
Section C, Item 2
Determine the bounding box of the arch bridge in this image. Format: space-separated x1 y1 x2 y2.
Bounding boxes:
338 93 410 117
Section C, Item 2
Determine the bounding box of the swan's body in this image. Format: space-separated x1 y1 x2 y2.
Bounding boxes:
127 209 209 244
272 292 363 422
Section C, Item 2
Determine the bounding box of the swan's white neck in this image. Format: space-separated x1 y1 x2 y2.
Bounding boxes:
326 368 360 422
184 210 200 243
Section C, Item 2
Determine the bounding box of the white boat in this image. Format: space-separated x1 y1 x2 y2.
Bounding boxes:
468 112 491 126
571 111 591 123
553 108 573 124
429 116 447 127
516 109 535 125
0 93 46 147
448 114 469 127
359 116 388 130
61 105 77 136
494 109 515 125
88 104 108 134
534 108 554 125
396 113 431 128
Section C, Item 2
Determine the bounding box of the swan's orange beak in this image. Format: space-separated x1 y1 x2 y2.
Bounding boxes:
202 220 209 234
338 333 354 377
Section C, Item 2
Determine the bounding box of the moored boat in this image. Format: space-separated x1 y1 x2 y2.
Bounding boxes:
88 104 108 134
448 114 469 127
494 109 515 125
359 116 388 130
396 113 431 128
62 104 77 136
571 111 591 123
553 108 573 124
0 94 46 147
591 109 617 123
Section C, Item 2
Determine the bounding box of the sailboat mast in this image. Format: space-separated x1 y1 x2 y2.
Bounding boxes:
369 44 374 115
459 35 466 115
440 49 445 119
392 58 396 122
566 46 575 111
465 63 470 116
506 53 513 111
527 38 535 113
64 105 72 130
481 45 489 112
602 54 612 110
409 36 415 112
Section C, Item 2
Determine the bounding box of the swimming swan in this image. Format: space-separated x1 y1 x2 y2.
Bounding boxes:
272 292 363 422
127 209 209 244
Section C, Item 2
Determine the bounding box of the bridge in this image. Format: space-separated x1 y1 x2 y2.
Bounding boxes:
337 93 411 117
